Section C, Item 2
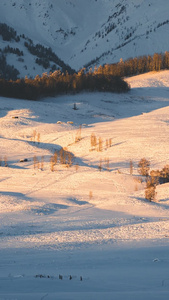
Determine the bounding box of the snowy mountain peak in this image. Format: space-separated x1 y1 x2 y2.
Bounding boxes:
0 0 169 78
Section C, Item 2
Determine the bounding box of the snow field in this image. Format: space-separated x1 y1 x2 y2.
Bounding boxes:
1 71 169 298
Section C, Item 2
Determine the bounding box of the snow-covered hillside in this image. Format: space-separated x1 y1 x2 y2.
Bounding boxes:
1 71 169 299
0 0 169 78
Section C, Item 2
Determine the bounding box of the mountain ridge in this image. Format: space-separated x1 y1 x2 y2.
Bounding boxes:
0 0 169 78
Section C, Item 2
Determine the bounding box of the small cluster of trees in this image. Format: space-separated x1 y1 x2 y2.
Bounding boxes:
157 19 169 29
24 41 74 74
86 51 169 78
137 158 156 201
150 165 169 185
35 273 83 281
95 22 117 39
3 46 23 57
0 23 20 42
50 148 74 171
35 58 50 69
0 22 74 76
137 158 169 201
0 69 130 100
90 133 112 152
91 51 169 77
0 55 19 80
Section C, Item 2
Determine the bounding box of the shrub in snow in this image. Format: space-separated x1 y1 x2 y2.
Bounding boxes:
90 133 97 150
145 185 156 201
150 166 169 184
146 175 159 188
145 176 157 201
159 165 169 184
138 158 150 176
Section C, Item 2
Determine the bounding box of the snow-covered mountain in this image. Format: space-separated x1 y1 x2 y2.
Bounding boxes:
0 0 169 78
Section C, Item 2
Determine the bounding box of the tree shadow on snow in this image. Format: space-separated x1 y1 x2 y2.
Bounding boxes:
0 191 35 202
30 203 69 215
66 197 89 206
131 196 169 210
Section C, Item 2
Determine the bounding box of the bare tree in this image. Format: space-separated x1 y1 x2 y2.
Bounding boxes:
130 160 133 175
